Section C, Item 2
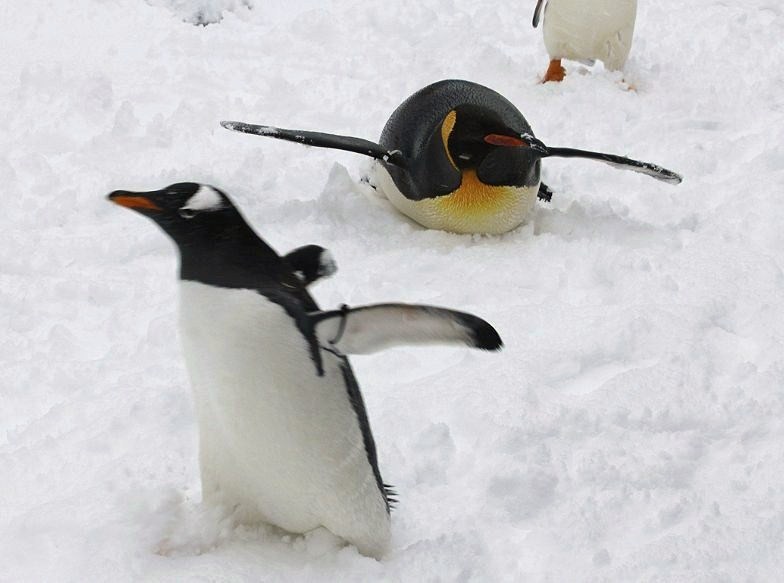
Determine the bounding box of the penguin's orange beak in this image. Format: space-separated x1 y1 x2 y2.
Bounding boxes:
483 134 527 147
107 191 163 212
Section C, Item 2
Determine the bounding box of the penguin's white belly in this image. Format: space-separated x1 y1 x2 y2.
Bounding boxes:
373 163 538 235
543 0 637 70
178 281 390 557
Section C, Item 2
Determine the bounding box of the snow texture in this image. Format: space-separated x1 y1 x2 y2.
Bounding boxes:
147 0 254 25
2 0 784 581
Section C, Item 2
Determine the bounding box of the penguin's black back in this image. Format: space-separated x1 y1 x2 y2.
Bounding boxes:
379 80 533 151
378 80 536 201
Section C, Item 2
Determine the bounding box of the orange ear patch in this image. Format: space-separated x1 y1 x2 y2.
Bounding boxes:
484 134 526 147
110 196 162 211
441 110 458 169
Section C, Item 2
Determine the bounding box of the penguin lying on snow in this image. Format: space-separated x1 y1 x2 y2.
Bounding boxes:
107 182 503 559
533 0 638 83
221 79 680 235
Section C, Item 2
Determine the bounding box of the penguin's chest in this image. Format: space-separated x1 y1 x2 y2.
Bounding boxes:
177 281 373 532
543 0 637 68
373 163 538 235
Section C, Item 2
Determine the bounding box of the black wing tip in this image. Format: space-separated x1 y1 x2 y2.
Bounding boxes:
220 120 278 136
461 316 503 351
646 163 683 185
220 120 247 132
663 170 683 185
477 326 504 351
532 0 544 27
623 159 683 185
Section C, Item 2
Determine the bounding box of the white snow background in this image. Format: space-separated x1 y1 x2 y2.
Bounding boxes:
2 0 784 580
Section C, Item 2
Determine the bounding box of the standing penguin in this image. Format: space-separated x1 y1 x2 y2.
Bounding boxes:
107 182 503 558
533 0 638 82
221 79 679 235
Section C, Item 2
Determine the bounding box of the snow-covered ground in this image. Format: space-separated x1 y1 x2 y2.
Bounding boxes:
2 0 784 580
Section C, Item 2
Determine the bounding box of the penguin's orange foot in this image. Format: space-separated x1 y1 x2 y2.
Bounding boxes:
542 59 565 83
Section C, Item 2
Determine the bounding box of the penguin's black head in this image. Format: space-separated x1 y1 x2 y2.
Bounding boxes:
107 182 244 245
108 181 286 288
442 104 540 188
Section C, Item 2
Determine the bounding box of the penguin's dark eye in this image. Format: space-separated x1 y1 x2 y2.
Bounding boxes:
179 208 198 219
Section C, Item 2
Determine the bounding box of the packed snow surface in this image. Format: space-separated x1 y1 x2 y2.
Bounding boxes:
2 0 784 581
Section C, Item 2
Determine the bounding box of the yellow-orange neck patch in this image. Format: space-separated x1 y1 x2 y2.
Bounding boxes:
374 163 538 234
434 170 519 217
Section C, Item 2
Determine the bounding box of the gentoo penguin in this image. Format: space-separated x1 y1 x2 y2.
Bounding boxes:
107 182 503 559
220 79 680 235
533 0 638 82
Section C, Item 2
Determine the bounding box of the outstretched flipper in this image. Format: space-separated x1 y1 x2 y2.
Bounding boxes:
284 245 337 287
520 133 683 184
310 303 503 355
533 0 546 28
221 121 407 167
537 182 554 202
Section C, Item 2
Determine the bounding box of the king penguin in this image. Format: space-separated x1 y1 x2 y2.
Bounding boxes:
107 182 503 559
533 0 638 82
220 79 680 235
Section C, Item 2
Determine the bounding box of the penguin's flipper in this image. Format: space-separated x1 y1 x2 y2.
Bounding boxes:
537 182 554 202
220 121 406 167
311 303 503 355
547 147 683 184
283 245 337 287
533 0 546 28
519 133 682 184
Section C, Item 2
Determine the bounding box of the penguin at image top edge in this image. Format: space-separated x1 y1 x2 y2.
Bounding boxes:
220 79 681 235
533 0 638 83
107 182 503 559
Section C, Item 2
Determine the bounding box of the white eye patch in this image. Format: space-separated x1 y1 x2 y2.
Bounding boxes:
182 185 224 212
